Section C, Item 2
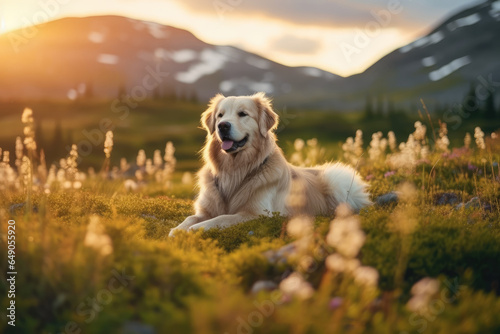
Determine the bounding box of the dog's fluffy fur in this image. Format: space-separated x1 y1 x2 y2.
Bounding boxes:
169 93 371 235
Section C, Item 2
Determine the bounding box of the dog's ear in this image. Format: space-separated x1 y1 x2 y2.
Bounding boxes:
253 92 278 137
201 94 225 134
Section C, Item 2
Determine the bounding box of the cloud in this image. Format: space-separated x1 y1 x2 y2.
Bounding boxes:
270 34 322 54
175 0 480 30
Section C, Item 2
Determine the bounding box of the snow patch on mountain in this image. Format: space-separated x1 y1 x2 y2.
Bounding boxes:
97 54 119 65
176 49 228 84
219 78 274 94
88 32 104 43
399 31 445 53
447 13 481 31
302 67 323 77
490 1 500 19
142 21 169 39
422 56 436 67
168 49 197 63
429 56 471 81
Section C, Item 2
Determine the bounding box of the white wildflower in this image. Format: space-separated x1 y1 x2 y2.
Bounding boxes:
181 172 193 185
464 132 471 149
326 204 365 258
153 149 163 168
21 108 36 151
287 216 313 238
136 149 146 167
124 179 138 191
354 266 379 287
406 277 440 312
103 131 113 158
279 273 314 300
294 138 305 152
325 253 345 272
474 127 485 150
120 158 130 172
388 131 397 152
83 215 113 256
369 132 383 161
354 130 363 157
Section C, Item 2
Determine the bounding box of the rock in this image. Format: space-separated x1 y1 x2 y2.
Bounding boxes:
9 202 38 214
455 197 491 211
263 243 297 264
250 280 278 294
121 322 155 334
375 192 399 206
433 192 460 206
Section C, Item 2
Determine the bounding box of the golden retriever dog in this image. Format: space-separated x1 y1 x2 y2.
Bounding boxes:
168 93 370 236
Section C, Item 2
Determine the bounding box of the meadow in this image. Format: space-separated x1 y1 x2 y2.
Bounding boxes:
1 102 500 334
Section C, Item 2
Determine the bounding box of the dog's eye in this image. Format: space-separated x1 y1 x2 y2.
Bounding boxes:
238 111 247 117
217 113 223 118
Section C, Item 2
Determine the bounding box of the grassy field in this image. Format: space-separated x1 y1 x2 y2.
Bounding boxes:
1 102 500 333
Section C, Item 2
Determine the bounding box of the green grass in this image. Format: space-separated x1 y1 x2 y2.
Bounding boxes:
1 99 500 333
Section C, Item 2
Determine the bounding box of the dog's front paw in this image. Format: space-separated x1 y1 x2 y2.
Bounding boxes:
168 228 178 237
188 222 211 232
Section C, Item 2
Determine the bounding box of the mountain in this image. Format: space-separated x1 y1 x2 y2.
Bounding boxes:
319 0 500 111
0 16 339 103
0 1 499 111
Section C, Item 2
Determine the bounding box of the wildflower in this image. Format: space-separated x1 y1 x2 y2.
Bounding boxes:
325 253 345 272
124 179 139 191
162 142 176 184
354 130 363 157
388 131 397 152
120 158 130 173
492 132 498 140
83 215 113 256
365 174 374 181
464 133 471 148
329 297 343 310
344 258 361 272
136 149 146 167
307 138 317 147
15 137 23 170
436 122 450 153
326 204 365 258
65 145 79 181
413 121 427 141
20 156 31 188
287 216 313 238
474 127 485 150
21 108 36 152
103 131 113 158
181 172 193 185
145 159 154 176
384 170 396 178
294 138 305 152
279 272 314 300
342 137 355 165
153 149 162 168
369 132 383 161
406 278 439 312
354 266 379 287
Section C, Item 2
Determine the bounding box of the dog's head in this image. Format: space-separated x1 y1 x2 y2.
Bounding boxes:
201 92 278 154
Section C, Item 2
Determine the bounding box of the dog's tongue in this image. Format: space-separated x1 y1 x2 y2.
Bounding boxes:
222 140 234 150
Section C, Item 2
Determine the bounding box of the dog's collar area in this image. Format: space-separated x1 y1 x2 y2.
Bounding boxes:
222 135 248 153
214 155 270 192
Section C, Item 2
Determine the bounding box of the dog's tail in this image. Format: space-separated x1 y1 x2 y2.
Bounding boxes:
323 162 372 211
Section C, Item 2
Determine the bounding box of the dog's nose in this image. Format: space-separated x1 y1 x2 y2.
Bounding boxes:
218 122 231 133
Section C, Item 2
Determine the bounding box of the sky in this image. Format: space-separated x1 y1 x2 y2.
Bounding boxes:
0 0 482 77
